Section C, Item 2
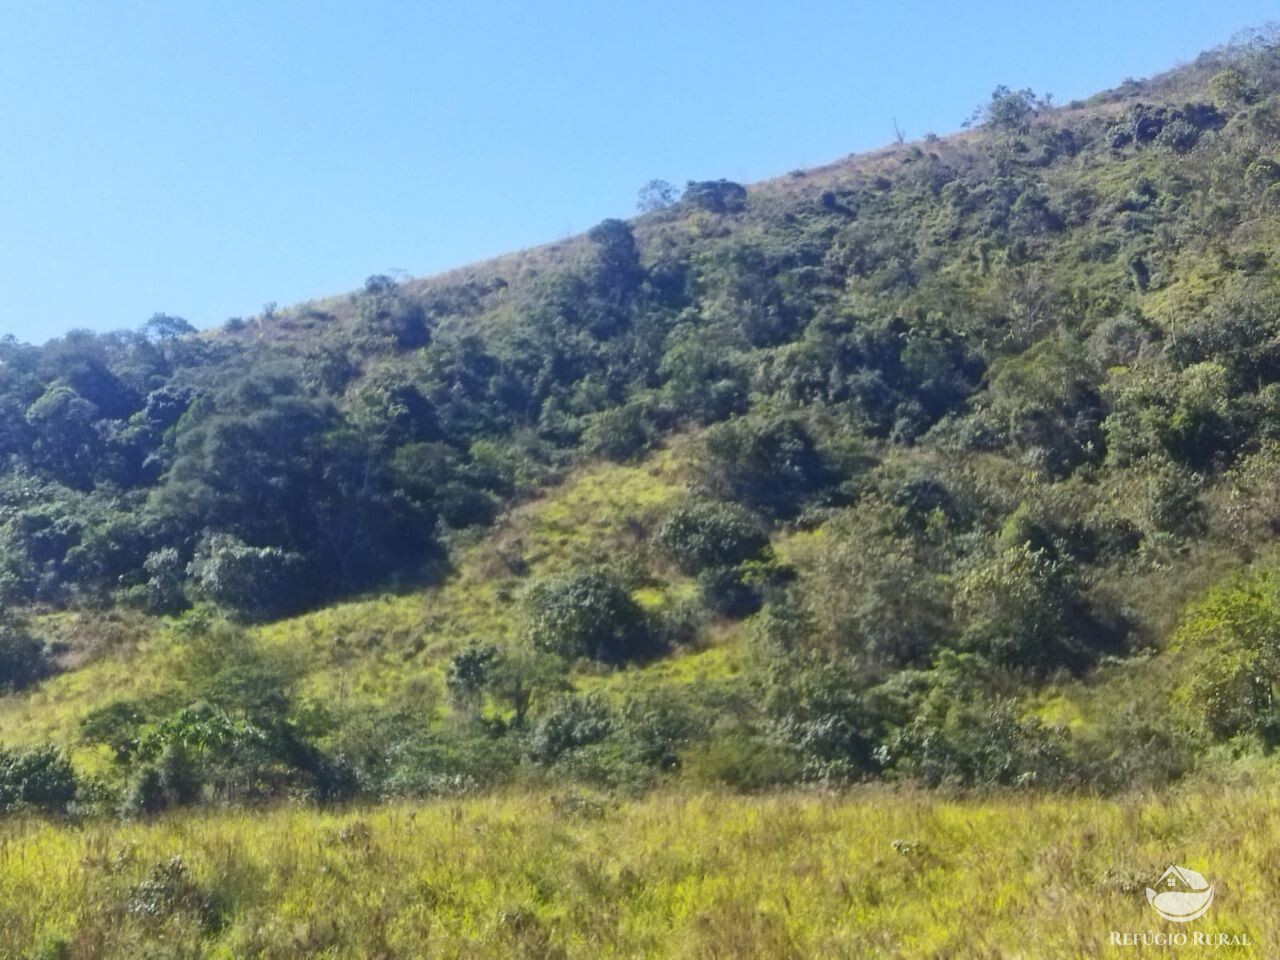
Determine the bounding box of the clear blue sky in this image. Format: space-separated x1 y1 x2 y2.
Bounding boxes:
0 1 1274 344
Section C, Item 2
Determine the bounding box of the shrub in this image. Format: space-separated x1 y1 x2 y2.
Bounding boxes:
0 616 52 692
581 405 649 462
968 85 1045 132
637 179 679 212
693 417 831 519
885 698 1071 788
186 533 313 621
1172 568 1280 741
682 729 801 790
1073 707 1198 790
80 699 155 763
654 502 769 575
696 566 762 619
0 745 79 814
445 643 501 712
142 547 187 614
805 511 949 665
658 338 749 424
121 744 203 817
617 691 703 770
528 694 615 765
764 656 886 782
683 179 747 214
127 856 223 932
955 544 1098 674
525 570 658 664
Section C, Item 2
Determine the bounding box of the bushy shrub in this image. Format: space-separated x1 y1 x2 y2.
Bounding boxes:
581 405 649 462
81 699 153 763
445 642 501 711
0 616 53 692
658 339 749 424
693 417 831 519
981 335 1105 476
142 547 187 614
617 691 703 770
955 544 1098 673
525 570 658 664
0 745 79 814
528 693 615 765
885 698 1071 788
683 179 747 214
763 655 887 782
800 508 949 665
127 856 223 932
681 729 801 790
1073 706 1199 790
186 533 313 621
380 731 517 796
1172 568 1280 741
654 502 769 575
121 744 201 816
696 566 763 619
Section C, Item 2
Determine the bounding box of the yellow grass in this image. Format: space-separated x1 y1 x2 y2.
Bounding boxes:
1 774 1277 958
0 448 691 747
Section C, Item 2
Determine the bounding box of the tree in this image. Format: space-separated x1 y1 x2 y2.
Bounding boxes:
486 647 567 727
692 417 831 518
0 745 78 813
955 544 1097 673
24 383 103 489
0 615 52 692
355 279 430 349
528 693 614 764
444 642 565 726
654 501 769 575
445 643 500 713
1172 569 1280 741
186 533 312 621
525 570 656 664
637 179 679 213
1210 68 1254 107
581 405 649 462
143 313 196 343
684 180 748 214
143 547 187 614
805 510 949 665
967 86 1045 132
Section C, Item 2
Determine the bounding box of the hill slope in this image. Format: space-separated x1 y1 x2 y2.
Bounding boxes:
5 27 1280 956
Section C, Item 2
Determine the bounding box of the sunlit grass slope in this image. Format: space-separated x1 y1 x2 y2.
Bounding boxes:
1 774 1276 959
0 444 710 751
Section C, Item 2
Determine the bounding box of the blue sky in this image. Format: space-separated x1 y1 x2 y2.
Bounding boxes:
0 1 1274 344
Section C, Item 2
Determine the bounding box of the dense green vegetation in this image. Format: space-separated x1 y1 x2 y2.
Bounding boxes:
7 30 1280 833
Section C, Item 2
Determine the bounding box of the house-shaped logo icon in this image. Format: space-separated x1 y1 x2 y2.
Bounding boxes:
1146 865 1215 922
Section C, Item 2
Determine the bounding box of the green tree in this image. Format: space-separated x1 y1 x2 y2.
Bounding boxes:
525 570 656 664
1172 569 1280 741
637 179 679 213
693 417 830 518
654 501 769 575
955 544 1097 673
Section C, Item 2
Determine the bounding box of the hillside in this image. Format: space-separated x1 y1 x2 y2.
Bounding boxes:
4 27 1280 957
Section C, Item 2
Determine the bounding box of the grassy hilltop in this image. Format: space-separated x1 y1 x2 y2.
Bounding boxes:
5 26 1280 958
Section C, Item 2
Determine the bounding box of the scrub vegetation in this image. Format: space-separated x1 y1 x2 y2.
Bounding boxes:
4 27 1280 956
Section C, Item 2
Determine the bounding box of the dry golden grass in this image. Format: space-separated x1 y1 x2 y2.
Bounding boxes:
1 774 1277 958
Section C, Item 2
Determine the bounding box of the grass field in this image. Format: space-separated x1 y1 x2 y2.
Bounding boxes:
0 773 1274 959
